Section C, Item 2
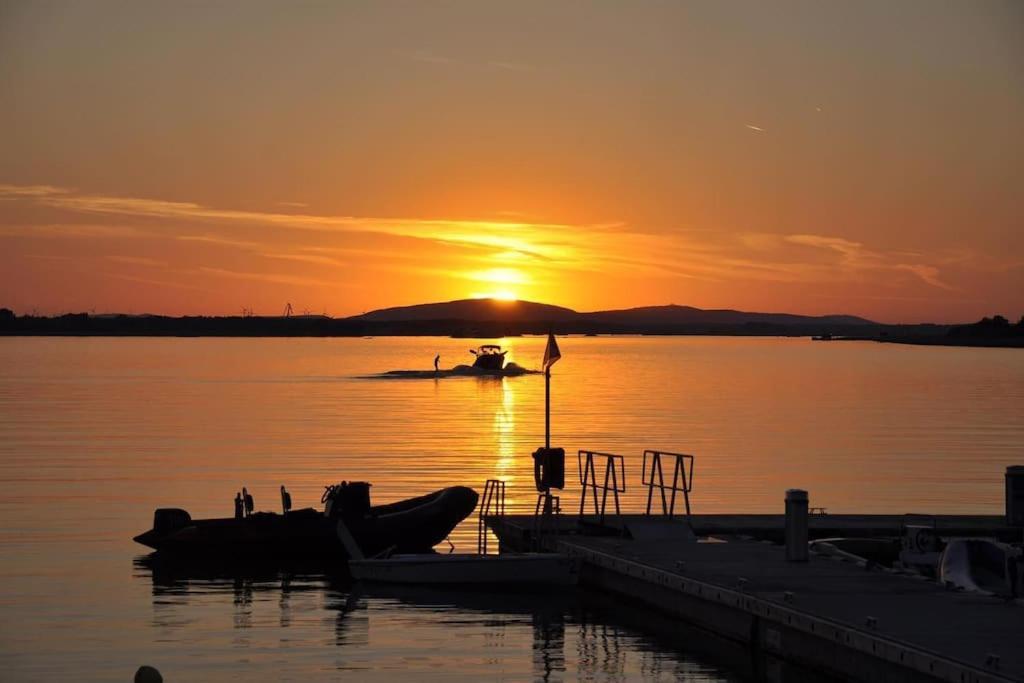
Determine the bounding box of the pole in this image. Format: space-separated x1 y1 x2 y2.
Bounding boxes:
545 367 551 449
785 489 809 562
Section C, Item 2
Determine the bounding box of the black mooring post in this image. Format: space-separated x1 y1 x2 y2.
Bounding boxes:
545 367 551 449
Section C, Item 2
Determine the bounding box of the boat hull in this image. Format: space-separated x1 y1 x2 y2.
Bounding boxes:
472 352 506 371
133 486 478 559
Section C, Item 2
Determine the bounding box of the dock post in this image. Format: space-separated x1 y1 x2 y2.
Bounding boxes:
785 489 809 562
1006 466 1024 526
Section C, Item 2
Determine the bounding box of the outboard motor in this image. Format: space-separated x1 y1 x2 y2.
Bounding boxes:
153 508 192 535
323 481 372 520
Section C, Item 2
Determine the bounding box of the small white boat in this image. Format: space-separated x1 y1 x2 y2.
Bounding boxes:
348 552 579 586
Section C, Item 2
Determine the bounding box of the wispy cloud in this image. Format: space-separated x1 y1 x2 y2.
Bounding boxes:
0 183 989 294
785 234 955 290
104 272 212 293
176 234 264 250
745 124 766 133
408 50 456 65
0 184 588 262
106 255 165 268
0 184 68 198
261 252 345 267
0 223 146 239
197 266 338 288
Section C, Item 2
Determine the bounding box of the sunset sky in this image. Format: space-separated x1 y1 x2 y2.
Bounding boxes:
1 1 1021 323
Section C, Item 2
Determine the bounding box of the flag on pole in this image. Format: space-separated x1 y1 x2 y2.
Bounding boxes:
542 332 561 371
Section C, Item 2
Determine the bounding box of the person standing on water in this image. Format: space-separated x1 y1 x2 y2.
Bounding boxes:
234 492 244 519
280 485 292 516
434 354 440 373
242 487 254 518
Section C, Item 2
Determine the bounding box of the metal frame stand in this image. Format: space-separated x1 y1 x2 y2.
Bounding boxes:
577 450 626 524
642 449 695 521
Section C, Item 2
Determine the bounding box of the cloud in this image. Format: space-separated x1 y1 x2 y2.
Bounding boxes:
0 223 146 238
197 266 338 288
261 252 345 267
408 50 456 65
104 272 212 292
106 255 165 267
785 233 955 290
0 183 991 295
2 184 583 261
176 234 264 250
745 124 766 132
0 184 68 198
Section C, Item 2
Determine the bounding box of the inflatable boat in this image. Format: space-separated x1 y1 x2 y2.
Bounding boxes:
133 482 478 559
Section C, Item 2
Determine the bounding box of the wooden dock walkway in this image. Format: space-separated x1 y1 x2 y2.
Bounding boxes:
488 514 1024 683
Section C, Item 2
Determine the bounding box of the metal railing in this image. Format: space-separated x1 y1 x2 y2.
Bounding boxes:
578 450 626 522
478 479 506 554
642 449 694 521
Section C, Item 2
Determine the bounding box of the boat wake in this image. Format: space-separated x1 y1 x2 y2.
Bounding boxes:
360 362 541 379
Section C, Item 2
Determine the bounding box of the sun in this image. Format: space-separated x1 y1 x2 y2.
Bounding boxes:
467 267 526 302
471 290 518 301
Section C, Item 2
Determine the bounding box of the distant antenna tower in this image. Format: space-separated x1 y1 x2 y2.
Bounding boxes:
283 302 293 317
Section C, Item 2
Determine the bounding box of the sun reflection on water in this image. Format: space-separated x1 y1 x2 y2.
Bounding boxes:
492 373 517 488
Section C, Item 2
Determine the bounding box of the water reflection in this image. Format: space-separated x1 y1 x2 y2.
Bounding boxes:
132 554 740 682
492 378 517 486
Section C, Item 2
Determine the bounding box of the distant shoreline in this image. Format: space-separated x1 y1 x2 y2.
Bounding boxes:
2 304 1019 347
829 335 1024 349
0 312 990 344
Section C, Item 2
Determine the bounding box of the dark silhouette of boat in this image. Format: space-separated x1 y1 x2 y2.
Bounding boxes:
133 482 478 559
470 344 507 370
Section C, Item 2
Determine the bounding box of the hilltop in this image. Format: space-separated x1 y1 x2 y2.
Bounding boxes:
348 296 876 335
350 299 579 323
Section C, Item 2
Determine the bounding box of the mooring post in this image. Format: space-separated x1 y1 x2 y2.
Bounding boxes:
785 489 809 562
1006 466 1024 526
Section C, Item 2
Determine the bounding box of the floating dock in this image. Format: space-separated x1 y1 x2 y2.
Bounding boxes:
488 512 1024 682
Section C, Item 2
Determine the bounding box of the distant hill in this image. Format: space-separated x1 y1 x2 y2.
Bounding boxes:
350 299 580 323
581 304 874 327
347 298 876 327
5 299 957 339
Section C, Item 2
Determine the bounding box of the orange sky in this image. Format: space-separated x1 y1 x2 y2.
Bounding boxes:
1 2 1022 323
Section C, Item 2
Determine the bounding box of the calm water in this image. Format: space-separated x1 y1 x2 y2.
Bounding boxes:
1 336 1022 681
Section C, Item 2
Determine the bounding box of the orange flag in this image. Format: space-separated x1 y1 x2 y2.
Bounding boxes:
542 332 561 371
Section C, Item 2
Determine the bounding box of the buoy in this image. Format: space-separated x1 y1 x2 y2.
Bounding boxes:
134 665 163 683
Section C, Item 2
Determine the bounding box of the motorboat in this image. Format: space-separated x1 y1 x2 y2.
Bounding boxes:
133 482 478 559
470 344 507 371
347 552 579 586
